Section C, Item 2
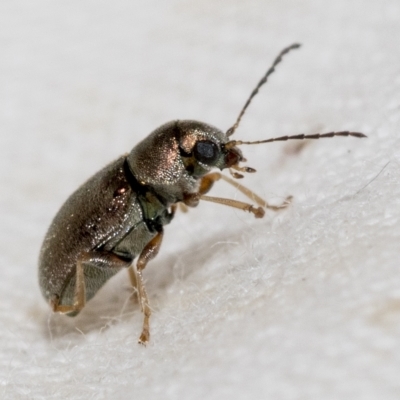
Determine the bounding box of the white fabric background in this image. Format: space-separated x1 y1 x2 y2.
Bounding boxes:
1 1 399 399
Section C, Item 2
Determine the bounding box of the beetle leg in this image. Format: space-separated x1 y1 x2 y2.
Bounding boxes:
199 195 266 218
219 173 292 210
181 173 221 208
127 265 139 302
199 172 292 211
170 204 178 217
197 172 221 195
135 230 164 345
183 191 265 218
169 203 188 216
179 203 189 213
50 256 86 314
182 172 291 218
51 251 131 314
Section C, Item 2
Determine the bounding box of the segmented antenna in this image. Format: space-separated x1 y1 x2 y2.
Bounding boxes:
225 131 367 149
226 43 301 137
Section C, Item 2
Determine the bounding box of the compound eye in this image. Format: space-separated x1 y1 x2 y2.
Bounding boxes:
193 140 219 165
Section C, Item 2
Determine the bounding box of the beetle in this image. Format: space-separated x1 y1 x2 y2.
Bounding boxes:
39 44 366 344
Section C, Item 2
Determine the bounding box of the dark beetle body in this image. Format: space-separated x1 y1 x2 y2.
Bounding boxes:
39 120 234 311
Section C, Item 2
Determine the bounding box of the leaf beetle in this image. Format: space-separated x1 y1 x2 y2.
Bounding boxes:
39 44 366 344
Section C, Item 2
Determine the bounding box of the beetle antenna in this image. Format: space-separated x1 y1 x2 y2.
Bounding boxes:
226 43 301 137
225 131 367 149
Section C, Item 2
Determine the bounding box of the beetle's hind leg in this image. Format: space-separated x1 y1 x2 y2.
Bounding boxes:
50 251 131 315
134 230 164 345
50 256 87 314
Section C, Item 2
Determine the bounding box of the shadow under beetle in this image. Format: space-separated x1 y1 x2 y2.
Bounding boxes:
39 44 366 344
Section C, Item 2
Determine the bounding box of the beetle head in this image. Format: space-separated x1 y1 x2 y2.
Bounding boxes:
127 120 245 201
176 120 245 176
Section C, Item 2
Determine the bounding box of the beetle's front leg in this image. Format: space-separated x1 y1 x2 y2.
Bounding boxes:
134 229 164 345
199 172 292 210
50 251 131 314
183 173 264 218
183 172 291 218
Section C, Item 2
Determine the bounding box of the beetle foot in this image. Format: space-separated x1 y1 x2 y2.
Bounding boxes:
138 329 150 346
250 206 265 218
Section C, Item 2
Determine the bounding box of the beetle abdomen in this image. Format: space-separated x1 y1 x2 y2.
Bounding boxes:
39 156 140 303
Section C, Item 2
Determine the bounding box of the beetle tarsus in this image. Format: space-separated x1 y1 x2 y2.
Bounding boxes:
138 304 151 345
251 206 265 218
265 195 293 211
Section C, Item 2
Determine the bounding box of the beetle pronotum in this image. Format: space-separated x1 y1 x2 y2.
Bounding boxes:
39 44 365 344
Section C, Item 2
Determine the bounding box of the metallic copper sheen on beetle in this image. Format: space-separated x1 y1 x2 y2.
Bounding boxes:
39 44 366 344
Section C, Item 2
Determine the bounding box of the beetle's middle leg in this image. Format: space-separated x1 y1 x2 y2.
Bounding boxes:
134 229 164 345
128 265 138 300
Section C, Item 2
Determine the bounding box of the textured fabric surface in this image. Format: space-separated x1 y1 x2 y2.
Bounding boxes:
1 1 399 399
